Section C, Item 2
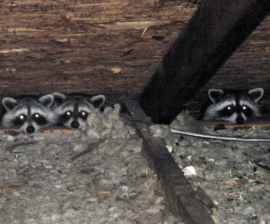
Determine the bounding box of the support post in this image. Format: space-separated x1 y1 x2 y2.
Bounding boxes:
140 0 270 124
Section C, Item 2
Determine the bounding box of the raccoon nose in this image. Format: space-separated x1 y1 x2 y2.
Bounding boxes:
236 116 245 124
26 125 35 133
71 121 80 129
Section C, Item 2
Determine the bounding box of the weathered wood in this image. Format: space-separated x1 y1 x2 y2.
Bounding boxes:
124 99 215 224
140 0 270 124
0 126 74 135
0 0 196 99
200 117 270 129
1 0 270 116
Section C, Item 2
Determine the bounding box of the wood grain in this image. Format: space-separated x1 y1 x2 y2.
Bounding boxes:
0 0 269 117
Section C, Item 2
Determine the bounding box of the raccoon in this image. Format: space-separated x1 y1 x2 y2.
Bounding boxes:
1 94 56 133
52 93 105 131
200 88 264 124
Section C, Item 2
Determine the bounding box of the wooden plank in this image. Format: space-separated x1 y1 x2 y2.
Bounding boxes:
1 115 270 136
0 0 195 99
140 0 270 124
0 127 75 135
124 99 215 224
200 116 270 129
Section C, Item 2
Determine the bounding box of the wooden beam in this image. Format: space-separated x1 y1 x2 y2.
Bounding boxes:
200 116 270 129
0 127 75 135
0 1 195 99
139 0 270 124
124 100 215 224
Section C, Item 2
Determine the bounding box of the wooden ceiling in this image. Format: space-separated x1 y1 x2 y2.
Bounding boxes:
1 0 270 118
0 0 196 98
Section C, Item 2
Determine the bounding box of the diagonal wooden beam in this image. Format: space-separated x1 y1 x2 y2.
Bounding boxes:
124 100 215 224
140 0 270 124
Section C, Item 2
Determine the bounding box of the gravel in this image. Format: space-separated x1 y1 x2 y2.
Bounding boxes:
151 124 270 224
0 104 181 224
1 103 270 223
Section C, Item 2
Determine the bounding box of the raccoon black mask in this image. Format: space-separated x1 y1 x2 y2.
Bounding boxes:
201 88 264 124
1 95 55 133
52 93 105 131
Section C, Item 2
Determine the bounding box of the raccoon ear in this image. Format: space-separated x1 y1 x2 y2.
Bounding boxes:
38 94 54 108
89 95 105 109
52 93 67 105
208 89 225 103
247 88 264 103
2 97 18 111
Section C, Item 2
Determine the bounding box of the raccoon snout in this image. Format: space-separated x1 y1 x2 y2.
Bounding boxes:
26 125 35 133
71 121 80 129
236 116 245 124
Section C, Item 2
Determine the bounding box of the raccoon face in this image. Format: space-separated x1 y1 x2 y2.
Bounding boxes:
2 94 55 133
52 93 105 131
202 88 264 124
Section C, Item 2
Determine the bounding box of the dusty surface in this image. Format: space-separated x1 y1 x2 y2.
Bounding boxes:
0 130 181 223
1 102 270 223
0 104 183 223
151 124 270 223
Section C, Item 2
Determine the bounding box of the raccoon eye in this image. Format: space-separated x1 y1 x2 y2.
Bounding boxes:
32 113 47 125
242 105 247 110
19 114 26 120
226 106 233 111
65 111 73 116
81 111 86 116
33 113 40 118
80 111 88 119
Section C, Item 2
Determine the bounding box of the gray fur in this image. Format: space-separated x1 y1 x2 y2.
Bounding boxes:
201 88 264 124
52 93 105 131
1 94 56 133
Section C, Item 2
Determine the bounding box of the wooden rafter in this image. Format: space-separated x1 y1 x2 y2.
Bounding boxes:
140 0 270 124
